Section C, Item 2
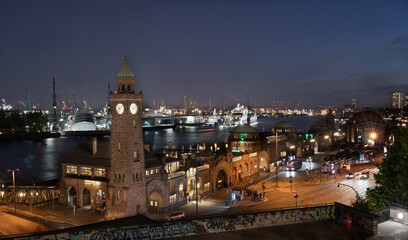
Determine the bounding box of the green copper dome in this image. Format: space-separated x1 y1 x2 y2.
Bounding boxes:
117 56 135 79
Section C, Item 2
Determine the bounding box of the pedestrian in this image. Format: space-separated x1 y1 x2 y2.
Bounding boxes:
259 193 262 199
187 194 190 203
199 195 201 203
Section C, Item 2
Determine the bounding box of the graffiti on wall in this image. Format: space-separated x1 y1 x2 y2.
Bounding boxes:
32 205 336 240
69 222 196 240
313 206 335 221
197 208 320 233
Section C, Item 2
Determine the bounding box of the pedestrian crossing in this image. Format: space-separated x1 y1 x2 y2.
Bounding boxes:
356 168 379 174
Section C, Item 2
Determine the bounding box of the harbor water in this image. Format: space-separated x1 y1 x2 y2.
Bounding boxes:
0 116 322 183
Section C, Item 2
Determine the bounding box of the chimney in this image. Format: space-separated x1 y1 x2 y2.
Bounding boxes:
92 138 97 155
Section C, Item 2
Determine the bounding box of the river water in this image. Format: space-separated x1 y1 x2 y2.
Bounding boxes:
0 116 322 184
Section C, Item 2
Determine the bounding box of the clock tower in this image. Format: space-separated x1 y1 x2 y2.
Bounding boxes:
106 56 147 218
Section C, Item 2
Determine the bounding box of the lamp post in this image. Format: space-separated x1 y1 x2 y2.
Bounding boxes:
275 131 279 188
7 168 19 214
195 159 198 215
337 182 361 199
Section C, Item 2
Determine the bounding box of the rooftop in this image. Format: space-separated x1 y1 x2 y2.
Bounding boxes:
117 56 135 79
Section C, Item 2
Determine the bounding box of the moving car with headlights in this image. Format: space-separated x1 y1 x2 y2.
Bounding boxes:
346 172 355 179
360 172 370 179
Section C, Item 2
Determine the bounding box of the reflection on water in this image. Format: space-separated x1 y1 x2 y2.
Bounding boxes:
0 116 322 183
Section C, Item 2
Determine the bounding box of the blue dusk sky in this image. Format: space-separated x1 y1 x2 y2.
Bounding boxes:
0 0 407 109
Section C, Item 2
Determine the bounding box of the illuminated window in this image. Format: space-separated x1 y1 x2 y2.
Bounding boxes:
155 168 158 174
81 167 92 176
94 168 106 177
146 170 149 176
179 184 183 192
170 194 176 204
67 166 77 174
150 169 154 175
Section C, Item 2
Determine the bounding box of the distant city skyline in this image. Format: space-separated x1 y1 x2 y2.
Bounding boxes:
1 0 407 110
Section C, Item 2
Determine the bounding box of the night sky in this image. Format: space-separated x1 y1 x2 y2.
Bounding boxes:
1 0 407 110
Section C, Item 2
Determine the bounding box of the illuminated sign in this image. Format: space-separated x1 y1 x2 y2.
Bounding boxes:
240 133 248 141
85 180 101 186
232 156 242 162
305 134 313 139
249 152 257 157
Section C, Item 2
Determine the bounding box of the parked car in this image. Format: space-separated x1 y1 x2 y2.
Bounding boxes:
165 211 185 221
360 172 370 179
346 172 355 179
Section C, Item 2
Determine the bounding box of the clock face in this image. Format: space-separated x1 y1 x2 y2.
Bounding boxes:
130 103 138 114
116 103 124 115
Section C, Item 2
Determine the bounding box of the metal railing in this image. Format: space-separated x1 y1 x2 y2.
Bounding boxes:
371 207 390 223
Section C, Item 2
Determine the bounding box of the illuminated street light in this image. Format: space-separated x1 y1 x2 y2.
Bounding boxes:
324 135 329 139
370 132 377 140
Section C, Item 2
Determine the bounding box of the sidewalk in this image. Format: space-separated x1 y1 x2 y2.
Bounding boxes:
0 202 104 230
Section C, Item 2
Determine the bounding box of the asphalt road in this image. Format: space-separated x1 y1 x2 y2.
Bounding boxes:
174 153 379 218
0 211 50 237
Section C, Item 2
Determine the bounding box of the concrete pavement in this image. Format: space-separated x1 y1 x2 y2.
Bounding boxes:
0 211 51 237
368 220 408 240
0 201 105 234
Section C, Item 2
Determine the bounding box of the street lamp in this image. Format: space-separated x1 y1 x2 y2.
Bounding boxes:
370 132 377 140
7 168 20 214
337 182 361 199
275 131 279 188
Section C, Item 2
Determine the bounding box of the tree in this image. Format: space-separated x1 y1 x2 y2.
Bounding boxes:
366 129 408 209
351 197 374 212
25 111 48 132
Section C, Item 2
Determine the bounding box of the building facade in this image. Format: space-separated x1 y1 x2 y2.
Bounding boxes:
390 91 404 109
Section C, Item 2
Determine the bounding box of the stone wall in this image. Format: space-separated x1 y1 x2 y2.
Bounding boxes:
334 202 378 237
24 204 337 240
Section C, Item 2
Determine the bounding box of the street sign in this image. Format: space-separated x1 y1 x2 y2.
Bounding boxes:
289 180 293 183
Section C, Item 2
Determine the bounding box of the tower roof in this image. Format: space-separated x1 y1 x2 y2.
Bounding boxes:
231 124 258 134
274 121 294 129
117 56 135 79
